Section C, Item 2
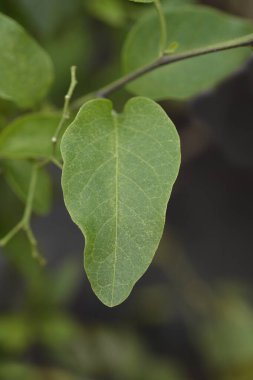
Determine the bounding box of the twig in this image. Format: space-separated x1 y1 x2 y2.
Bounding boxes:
72 33 253 108
52 66 78 157
22 164 38 224
0 163 46 265
0 67 78 258
51 157 63 170
0 221 23 247
154 0 167 56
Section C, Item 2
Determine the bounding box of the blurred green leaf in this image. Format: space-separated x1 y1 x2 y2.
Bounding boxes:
0 13 53 108
123 5 253 100
0 177 23 234
45 22 91 101
84 0 127 27
50 260 81 305
197 288 253 370
0 362 84 380
0 100 18 129
0 315 31 354
39 315 80 351
3 160 53 215
45 323 186 380
2 0 81 39
0 113 60 160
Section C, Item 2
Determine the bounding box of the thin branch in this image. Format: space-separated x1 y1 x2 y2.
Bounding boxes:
0 163 46 265
0 69 78 257
24 225 45 265
23 164 38 224
73 33 253 108
52 66 78 156
0 221 23 247
154 0 167 56
51 157 63 170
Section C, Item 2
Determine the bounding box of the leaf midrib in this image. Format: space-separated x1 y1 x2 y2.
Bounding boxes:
111 112 119 306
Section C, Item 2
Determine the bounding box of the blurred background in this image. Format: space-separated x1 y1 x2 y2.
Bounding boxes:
0 0 253 379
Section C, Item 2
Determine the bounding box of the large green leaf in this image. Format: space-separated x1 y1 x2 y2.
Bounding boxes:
0 113 60 160
61 97 180 306
123 5 253 100
3 160 53 215
0 13 53 108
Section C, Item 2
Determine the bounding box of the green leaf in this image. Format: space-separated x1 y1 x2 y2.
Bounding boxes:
84 0 127 27
0 113 60 160
3 160 53 215
9 0 81 39
45 22 91 100
61 97 180 306
0 363 82 380
0 12 53 108
123 5 253 100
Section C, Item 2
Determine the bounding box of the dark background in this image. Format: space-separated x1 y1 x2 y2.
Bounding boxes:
0 1 253 379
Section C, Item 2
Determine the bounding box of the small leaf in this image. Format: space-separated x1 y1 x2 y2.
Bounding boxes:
164 41 179 54
123 5 253 100
0 113 61 160
0 12 53 108
3 160 53 215
61 97 180 306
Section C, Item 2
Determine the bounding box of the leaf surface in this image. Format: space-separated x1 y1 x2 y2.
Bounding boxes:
61 97 180 306
0 113 60 160
0 12 53 108
123 5 253 100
